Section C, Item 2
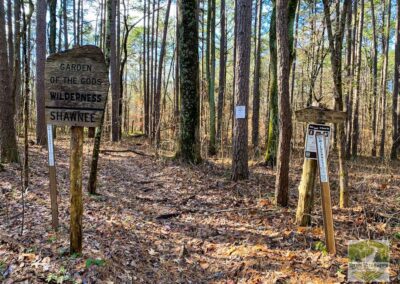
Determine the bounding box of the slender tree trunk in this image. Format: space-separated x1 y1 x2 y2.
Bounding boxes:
322 0 351 208
390 0 400 159
154 0 172 145
351 0 364 158
12 0 21 130
290 0 300 105
87 0 112 194
379 0 391 158
174 2 179 141
6 0 13 82
216 0 225 147
274 0 296 206
0 0 18 162
143 0 147 134
264 2 278 166
63 0 68 49
370 0 378 157
206 0 216 155
231 0 252 180
22 1 33 189
35 0 47 145
251 0 262 151
176 0 201 163
48 0 57 54
344 0 353 159
110 0 119 141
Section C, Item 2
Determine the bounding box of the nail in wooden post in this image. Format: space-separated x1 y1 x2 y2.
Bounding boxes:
70 126 84 254
47 124 59 230
315 133 336 255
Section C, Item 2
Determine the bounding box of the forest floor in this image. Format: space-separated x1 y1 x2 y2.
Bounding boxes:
0 135 399 283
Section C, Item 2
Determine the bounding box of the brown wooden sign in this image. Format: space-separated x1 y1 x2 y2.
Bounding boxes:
295 107 346 124
45 45 109 127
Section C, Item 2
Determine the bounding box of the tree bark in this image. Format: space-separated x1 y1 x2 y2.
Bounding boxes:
295 159 317 225
154 0 172 145
274 0 295 206
36 0 47 145
48 0 57 54
111 0 120 141
176 0 201 163
264 2 278 166
0 0 19 162
350 0 364 157
379 0 391 158
251 0 262 151
216 0 225 147
63 0 68 49
231 0 252 180
370 0 378 157
390 0 400 159
322 0 350 208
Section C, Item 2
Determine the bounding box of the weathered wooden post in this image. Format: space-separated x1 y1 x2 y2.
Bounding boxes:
315 133 336 254
295 106 346 254
46 124 59 231
45 45 109 254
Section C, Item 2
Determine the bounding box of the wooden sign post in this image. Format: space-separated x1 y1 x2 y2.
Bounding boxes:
315 133 336 254
295 106 346 255
47 124 59 231
45 45 109 254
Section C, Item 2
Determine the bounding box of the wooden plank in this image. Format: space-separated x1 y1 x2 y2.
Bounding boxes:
315 133 336 255
45 108 103 127
45 45 109 128
295 107 347 123
70 126 84 254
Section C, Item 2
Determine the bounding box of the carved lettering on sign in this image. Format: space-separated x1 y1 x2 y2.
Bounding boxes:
45 45 110 127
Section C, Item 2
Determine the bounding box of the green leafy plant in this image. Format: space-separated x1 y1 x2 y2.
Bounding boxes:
394 232 400 240
46 267 76 284
47 236 57 243
69 252 81 259
314 241 328 255
85 258 105 268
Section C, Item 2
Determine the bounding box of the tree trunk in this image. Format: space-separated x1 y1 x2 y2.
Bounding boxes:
206 0 216 155
0 0 19 162
173 2 179 140
264 2 278 166
6 0 13 82
322 0 350 208
231 0 252 181
154 0 172 145
48 0 57 54
110 0 119 141
370 0 378 157
274 0 296 206
379 0 391 159
251 0 262 152
351 0 364 158
63 0 68 49
216 0 225 147
35 0 47 145
87 0 112 194
176 0 201 163
22 1 33 189
390 0 400 159
295 159 317 225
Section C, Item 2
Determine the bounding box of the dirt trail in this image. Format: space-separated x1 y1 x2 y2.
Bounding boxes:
0 137 399 283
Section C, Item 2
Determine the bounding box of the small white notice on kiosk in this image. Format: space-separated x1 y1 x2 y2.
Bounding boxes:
235 106 246 119
305 123 331 159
